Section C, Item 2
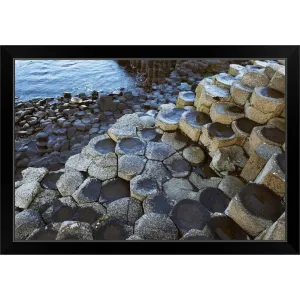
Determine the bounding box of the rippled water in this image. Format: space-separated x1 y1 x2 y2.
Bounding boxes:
15 60 136 101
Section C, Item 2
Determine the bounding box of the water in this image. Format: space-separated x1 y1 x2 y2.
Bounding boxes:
15 60 137 101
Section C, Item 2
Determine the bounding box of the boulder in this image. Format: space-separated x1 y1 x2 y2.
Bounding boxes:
29 189 60 214
88 153 117 181
210 102 244 125
230 81 253 106
15 181 42 209
65 153 92 172
72 202 106 224
56 169 85 197
241 70 270 88
56 221 93 240
183 145 205 165
26 223 61 240
218 175 245 199
72 177 102 204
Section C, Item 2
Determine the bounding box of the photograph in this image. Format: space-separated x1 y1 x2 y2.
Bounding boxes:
13 57 287 242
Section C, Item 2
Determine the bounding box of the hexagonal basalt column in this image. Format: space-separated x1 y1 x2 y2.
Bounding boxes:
115 137 146 156
249 87 285 115
84 134 116 158
155 107 186 131
194 77 213 108
213 73 236 90
267 117 285 132
176 91 195 108
232 117 260 146
169 199 211 235
240 142 283 182
244 101 276 124
72 178 102 204
163 152 191 178
225 183 284 237
255 153 286 197
130 175 159 201
198 187 230 213
268 66 285 94
179 111 212 142
230 81 253 106
199 122 238 152
196 85 231 114
249 125 285 155
118 154 147 181
161 131 189 151
205 212 249 240
241 70 270 88
145 141 176 161
88 152 118 181
99 178 130 205
210 102 244 125
228 64 246 76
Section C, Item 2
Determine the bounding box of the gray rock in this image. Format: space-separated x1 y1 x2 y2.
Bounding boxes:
18 167 49 185
126 235 144 240
163 152 191 178
218 175 245 199
141 160 171 186
161 131 189 150
107 197 143 226
29 189 60 214
189 172 222 190
56 169 85 196
65 153 92 172
26 223 61 240
56 221 93 240
145 141 176 161
135 213 179 240
15 181 42 209
130 174 159 201
162 178 197 204
40 170 64 190
87 153 117 181
183 146 205 165
143 192 173 215
180 229 215 240
72 202 106 224
170 199 212 235
118 155 147 181
92 217 133 240
72 177 102 204
115 137 146 156
15 209 44 240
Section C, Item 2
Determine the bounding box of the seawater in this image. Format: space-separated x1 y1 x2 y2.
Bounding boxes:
15 60 136 101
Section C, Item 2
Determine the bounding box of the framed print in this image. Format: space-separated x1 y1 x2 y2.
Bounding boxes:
1 45 299 254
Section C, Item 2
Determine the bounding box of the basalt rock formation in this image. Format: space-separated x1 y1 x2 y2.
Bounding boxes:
14 59 286 241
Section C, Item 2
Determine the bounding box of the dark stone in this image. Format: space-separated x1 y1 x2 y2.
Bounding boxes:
138 127 161 141
99 178 130 205
208 122 234 138
227 105 243 113
92 218 133 240
261 126 285 144
143 192 173 215
239 183 283 221
207 214 248 240
40 171 64 189
170 199 211 234
94 138 116 154
276 153 286 174
235 117 259 134
26 224 58 240
72 206 104 224
198 187 230 213
51 200 77 222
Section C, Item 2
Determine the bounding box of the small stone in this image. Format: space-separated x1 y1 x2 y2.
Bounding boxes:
56 221 93 240
29 189 60 214
15 181 42 209
15 209 44 240
135 213 179 240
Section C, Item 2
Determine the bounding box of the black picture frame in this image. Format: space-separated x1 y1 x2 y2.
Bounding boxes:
1 45 299 255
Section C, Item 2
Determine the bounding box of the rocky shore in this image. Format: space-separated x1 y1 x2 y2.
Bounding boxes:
14 59 286 241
